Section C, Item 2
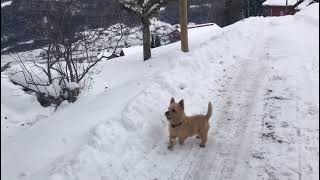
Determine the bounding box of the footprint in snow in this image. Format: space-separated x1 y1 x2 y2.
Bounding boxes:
179 83 186 90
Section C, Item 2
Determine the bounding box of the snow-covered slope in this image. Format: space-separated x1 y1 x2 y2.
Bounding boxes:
1 3 319 180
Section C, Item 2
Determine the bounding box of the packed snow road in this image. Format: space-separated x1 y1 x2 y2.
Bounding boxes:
1 4 318 180
119 10 319 179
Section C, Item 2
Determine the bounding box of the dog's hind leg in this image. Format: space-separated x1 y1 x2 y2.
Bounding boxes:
178 136 187 145
199 131 208 147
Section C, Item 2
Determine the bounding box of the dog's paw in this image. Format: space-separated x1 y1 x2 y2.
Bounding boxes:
199 144 206 148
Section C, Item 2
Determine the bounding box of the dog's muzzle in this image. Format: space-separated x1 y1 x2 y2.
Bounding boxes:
165 111 171 120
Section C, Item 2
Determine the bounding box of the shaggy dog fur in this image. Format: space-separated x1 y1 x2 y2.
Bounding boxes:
165 97 212 149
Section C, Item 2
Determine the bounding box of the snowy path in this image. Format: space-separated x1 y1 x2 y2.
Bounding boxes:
116 11 319 180
1 25 223 180
180 58 269 180
1 4 318 180
120 39 272 180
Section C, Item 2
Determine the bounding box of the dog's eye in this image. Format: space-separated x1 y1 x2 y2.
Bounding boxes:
172 109 176 113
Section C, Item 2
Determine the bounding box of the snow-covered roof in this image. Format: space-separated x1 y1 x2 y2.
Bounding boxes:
97 48 123 59
263 0 299 6
172 23 217 33
1 1 12 8
295 0 313 9
188 23 216 29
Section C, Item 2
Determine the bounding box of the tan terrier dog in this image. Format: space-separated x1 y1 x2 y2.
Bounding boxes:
165 97 212 149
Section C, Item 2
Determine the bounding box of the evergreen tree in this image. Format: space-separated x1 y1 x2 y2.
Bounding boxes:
151 35 155 48
155 35 161 47
250 0 264 16
242 0 264 17
120 49 125 56
223 0 232 26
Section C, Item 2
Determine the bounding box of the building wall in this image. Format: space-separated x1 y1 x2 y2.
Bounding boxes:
168 31 181 43
263 6 297 16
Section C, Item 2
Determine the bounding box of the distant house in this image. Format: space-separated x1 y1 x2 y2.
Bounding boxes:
168 29 181 43
262 0 300 16
168 23 215 43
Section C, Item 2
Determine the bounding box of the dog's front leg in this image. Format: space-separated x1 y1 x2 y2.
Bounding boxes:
178 136 186 145
168 136 175 150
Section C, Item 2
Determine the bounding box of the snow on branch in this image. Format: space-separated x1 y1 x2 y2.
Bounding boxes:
119 0 168 18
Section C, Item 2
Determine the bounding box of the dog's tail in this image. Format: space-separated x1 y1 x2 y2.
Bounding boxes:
206 102 212 120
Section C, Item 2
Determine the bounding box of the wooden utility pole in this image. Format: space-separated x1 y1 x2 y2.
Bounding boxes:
285 0 288 15
180 0 189 52
247 0 250 17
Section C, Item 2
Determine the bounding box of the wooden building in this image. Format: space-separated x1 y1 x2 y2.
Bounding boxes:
168 23 216 43
262 0 299 16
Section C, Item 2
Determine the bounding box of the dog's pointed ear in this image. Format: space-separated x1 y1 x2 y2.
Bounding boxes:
170 97 176 104
178 99 184 109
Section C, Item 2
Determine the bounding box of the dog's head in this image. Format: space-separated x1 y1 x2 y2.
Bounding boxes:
165 97 185 124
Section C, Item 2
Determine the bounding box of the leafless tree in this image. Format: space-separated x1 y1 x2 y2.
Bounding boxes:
118 0 168 61
8 0 130 107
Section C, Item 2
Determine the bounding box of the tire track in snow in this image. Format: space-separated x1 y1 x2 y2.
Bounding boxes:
164 33 274 179
173 57 269 180
121 35 272 180
251 29 319 180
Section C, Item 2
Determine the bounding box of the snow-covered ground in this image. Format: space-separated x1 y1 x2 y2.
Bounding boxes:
1 1 12 8
1 3 319 180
